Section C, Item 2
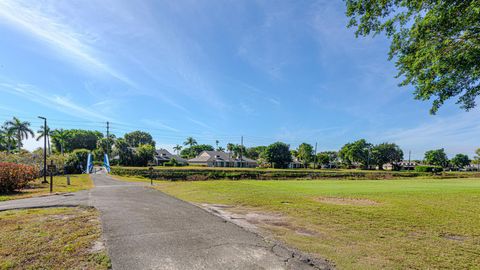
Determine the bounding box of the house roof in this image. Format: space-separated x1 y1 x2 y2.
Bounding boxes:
154 149 187 163
188 151 257 163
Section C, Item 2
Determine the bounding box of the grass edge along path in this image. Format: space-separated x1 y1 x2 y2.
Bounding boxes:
0 206 111 270
141 178 480 270
0 174 93 202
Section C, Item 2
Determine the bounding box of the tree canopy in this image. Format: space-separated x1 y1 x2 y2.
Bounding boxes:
371 143 404 170
50 129 103 153
339 139 372 168
450 153 470 169
124 131 155 147
424 148 449 167
181 144 214 159
264 142 292 168
297 143 314 168
346 0 480 114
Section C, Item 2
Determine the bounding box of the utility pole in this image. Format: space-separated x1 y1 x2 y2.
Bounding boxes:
240 136 244 167
38 116 48 183
106 121 110 157
408 150 411 163
313 142 318 170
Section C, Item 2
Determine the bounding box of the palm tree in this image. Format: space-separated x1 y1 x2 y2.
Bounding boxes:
183 137 197 147
173 144 182 155
0 125 16 154
227 143 235 159
215 140 219 149
5 117 34 152
216 146 225 152
36 124 51 155
51 129 68 155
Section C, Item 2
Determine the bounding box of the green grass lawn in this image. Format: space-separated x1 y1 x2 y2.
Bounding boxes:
147 178 480 269
0 174 93 201
0 207 110 270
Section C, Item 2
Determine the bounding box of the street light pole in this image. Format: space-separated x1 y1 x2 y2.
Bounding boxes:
38 116 47 183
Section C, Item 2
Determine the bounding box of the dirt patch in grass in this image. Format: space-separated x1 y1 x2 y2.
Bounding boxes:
199 203 320 238
314 197 379 206
0 207 111 270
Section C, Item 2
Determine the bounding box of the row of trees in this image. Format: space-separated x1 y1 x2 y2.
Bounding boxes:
1 117 479 170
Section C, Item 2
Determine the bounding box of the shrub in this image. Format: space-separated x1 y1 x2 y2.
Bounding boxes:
415 165 443 172
65 149 90 174
0 162 39 193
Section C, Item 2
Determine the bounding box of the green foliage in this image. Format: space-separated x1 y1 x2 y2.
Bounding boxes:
424 149 449 167
371 143 404 170
346 0 480 114
180 144 214 159
124 131 155 147
450 154 471 169
4 117 34 151
297 143 314 168
135 144 155 166
245 146 266 160
51 129 103 153
264 142 292 168
112 138 134 166
183 137 197 147
339 139 372 168
316 151 338 167
95 136 115 161
65 149 90 174
414 165 443 173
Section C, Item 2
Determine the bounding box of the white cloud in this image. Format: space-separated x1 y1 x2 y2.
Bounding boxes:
0 0 136 87
0 82 115 122
141 119 180 133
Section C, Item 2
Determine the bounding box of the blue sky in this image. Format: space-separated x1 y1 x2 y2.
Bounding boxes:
0 0 479 159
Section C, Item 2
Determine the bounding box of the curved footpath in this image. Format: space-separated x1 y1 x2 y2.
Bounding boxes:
0 173 332 270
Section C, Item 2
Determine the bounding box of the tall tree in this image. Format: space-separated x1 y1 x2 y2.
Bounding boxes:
297 143 314 168
125 131 155 147
51 129 102 152
264 142 292 168
450 154 470 169
36 124 51 155
424 149 449 167
371 143 404 170
245 146 267 160
180 144 214 159
339 139 372 169
50 129 68 155
346 0 480 114
5 117 34 151
183 137 197 147
173 144 182 155
0 125 16 153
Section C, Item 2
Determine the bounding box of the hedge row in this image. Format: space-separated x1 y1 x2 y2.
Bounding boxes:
0 162 39 193
110 167 437 181
414 165 444 172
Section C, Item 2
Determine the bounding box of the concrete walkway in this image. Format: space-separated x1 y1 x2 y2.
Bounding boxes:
0 173 330 270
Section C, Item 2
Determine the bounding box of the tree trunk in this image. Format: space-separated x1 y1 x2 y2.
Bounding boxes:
17 132 21 152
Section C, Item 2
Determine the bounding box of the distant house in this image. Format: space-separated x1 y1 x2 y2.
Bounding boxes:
288 157 303 169
383 160 419 170
188 151 257 168
154 149 188 166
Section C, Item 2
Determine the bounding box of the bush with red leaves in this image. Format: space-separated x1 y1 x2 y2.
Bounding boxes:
0 162 39 193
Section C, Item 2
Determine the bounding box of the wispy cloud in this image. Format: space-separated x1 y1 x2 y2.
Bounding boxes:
0 1 136 87
141 119 179 133
373 110 480 158
187 117 212 130
0 82 115 122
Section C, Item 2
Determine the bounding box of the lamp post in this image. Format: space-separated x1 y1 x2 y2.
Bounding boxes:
38 116 47 183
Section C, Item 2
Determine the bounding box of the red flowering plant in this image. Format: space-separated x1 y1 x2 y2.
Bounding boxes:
0 162 39 193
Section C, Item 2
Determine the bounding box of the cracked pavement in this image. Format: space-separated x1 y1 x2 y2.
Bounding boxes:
0 173 332 269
